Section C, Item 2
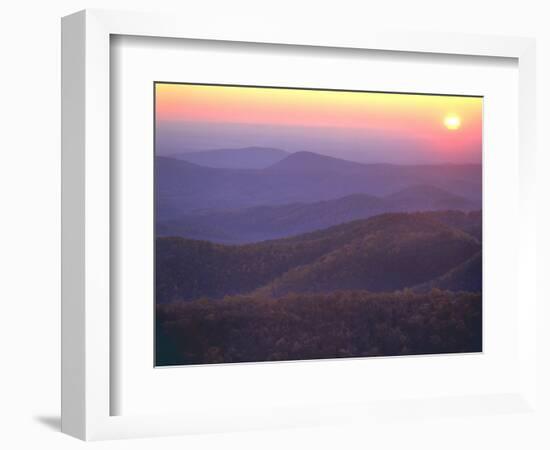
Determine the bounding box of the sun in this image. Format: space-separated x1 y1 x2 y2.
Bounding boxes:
443 114 461 130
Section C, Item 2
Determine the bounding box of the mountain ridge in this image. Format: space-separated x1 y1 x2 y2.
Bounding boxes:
156 152 482 219
267 150 482 170
156 211 482 303
171 146 289 169
157 187 479 243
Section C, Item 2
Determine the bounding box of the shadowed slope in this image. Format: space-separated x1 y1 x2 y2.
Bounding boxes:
157 188 478 243
156 212 481 303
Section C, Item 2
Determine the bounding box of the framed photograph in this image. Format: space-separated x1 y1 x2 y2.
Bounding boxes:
153 82 484 367
62 9 538 440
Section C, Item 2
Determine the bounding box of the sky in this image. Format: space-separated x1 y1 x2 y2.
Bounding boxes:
155 83 483 165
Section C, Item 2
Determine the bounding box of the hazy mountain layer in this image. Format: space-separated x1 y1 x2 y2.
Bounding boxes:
157 187 479 243
156 152 482 220
171 146 289 169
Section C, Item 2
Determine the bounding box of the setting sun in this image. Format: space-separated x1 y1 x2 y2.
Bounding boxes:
444 114 461 130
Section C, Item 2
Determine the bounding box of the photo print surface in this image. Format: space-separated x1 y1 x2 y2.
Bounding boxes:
154 82 482 366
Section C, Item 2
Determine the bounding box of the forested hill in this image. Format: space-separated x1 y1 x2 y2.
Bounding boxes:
156 211 481 303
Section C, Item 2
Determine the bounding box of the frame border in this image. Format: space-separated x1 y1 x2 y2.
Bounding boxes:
61 9 537 440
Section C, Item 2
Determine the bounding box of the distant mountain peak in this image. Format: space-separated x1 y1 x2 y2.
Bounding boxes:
171 146 289 169
267 151 366 172
232 146 285 152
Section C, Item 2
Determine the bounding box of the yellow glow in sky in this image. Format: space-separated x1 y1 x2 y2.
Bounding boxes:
444 114 462 130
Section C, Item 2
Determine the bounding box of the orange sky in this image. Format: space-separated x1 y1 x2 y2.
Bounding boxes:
155 83 482 163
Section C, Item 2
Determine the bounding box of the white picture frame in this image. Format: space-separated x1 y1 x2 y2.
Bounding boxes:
61 9 537 441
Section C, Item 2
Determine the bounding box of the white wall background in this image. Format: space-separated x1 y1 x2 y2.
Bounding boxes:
0 1 548 449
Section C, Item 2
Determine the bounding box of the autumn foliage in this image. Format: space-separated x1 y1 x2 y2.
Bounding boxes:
155 211 482 366
156 289 482 365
